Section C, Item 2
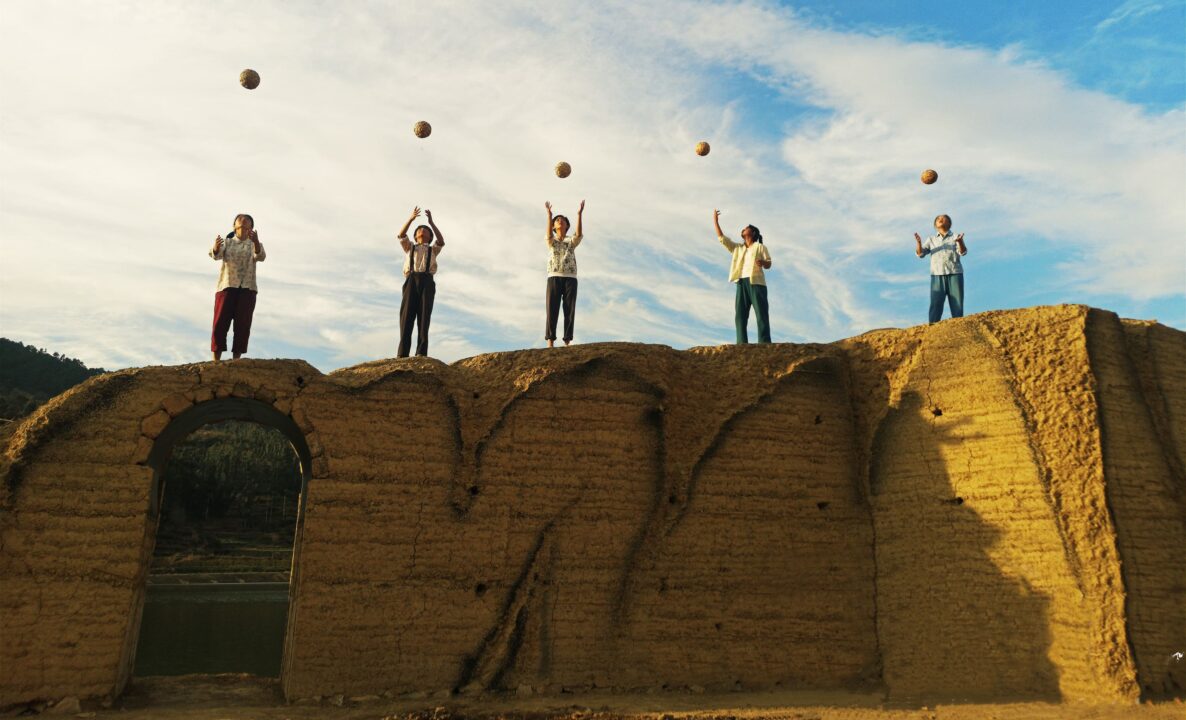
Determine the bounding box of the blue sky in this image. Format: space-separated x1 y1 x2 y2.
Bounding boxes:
1 0 1183 372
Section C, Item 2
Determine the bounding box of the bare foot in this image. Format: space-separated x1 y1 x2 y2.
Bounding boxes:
547 340 555 348
212 351 222 362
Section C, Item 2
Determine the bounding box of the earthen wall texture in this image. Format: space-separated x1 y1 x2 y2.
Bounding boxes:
1 306 1182 707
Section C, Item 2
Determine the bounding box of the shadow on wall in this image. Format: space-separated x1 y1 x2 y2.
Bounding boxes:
871 390 1059 705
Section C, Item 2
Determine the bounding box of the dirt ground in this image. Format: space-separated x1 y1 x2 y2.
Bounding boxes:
12 676 1182 720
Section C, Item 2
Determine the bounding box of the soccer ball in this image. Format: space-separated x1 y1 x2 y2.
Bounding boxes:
695 141 710 156
239 69 260 90
413 121 432 139
921 169 938 185
555 161 572 179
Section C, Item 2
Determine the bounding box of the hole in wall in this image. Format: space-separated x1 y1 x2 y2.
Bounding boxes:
468 485 480 497
714 622 722 631
474 583 488 597
945 496 965 505
817 501 830 510
295 376 305 388
472 392 480 399
137 418 303 678
814 415 822 425
668 494 678 505
931 407 943 417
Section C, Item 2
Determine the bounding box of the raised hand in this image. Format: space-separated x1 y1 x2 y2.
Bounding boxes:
409 206 422 221
424 209 433 221
914 232 922 242
545 201 552 213
578 199 585 214
214 235 223 252
955 233 964 242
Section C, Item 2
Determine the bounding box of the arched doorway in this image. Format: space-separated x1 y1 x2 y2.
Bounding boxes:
129 398 311 680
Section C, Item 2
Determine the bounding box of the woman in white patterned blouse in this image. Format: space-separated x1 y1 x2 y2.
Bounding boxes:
208 213 266 361
544 199 584 348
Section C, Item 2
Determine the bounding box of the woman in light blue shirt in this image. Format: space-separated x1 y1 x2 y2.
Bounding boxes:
914 214 968 323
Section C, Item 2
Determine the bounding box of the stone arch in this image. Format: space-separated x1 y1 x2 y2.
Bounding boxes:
143 397 313 517
126 396 314 689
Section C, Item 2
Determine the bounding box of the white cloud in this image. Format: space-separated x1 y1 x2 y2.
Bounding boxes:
0 0 1182 371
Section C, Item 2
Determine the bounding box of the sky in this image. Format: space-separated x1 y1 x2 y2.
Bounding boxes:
1 0 1183 372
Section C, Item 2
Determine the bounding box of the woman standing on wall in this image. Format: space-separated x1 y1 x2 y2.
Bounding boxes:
545 200 584 348
914 214 968 323
397 206 446 358
713 209 772 344
209 213 266 361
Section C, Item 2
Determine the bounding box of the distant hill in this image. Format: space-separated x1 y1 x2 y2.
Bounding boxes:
0 338 105 421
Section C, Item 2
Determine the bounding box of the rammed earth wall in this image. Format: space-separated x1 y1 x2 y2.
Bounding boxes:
1 305 1183 707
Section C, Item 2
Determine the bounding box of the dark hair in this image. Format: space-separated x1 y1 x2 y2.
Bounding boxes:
553 215 570 232
230 213 254 238
934 214 952 229
743 224 763 244
414 224 434 242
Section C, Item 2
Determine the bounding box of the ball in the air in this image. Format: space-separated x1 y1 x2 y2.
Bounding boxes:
413 121 432 139
921 168 938 185
239 69 260 90
695 141 711 156
555 161 572 179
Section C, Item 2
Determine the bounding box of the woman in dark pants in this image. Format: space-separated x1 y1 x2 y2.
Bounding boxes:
713 209 772 344
396 206 445 357
209 213 265 360
544 199 584 347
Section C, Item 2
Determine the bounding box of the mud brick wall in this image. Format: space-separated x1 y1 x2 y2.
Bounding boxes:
1088 312 1186 699
2 305 1183 708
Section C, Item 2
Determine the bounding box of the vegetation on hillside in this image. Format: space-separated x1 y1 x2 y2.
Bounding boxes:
153 420 303 574
0 338 105 420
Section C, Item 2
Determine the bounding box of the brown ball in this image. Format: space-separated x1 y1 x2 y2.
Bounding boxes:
695 141 710 156
921 168 938 185
555 161 572 179
239 69 260 90
413 121 432 139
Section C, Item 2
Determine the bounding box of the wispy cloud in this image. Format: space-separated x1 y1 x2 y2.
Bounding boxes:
0 0 1182 372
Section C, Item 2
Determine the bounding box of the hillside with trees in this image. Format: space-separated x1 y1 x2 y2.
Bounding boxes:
0 338 105 420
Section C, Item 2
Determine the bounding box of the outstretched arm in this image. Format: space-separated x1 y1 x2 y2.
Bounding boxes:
715 209 740 250
572 200 585 248
425 209 444 247
545 201 554 246
398 206 420 252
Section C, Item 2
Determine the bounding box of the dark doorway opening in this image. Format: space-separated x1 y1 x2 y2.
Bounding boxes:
131 398 310 680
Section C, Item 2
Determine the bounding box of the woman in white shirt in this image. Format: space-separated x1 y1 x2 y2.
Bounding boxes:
544 200 584 347
208 213 266 361
914 214 968 323
713 209 773 344
396 206 446 358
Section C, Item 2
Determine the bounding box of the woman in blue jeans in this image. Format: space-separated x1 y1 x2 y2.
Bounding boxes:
914 214 968 323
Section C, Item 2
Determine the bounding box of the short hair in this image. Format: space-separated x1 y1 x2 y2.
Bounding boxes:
414 224 434 242
553 215 570 232
743 224 763 244
232 213 254 237
934 214 952 228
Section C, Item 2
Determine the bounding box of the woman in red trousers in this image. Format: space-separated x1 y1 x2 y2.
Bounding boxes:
209 213 266 361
